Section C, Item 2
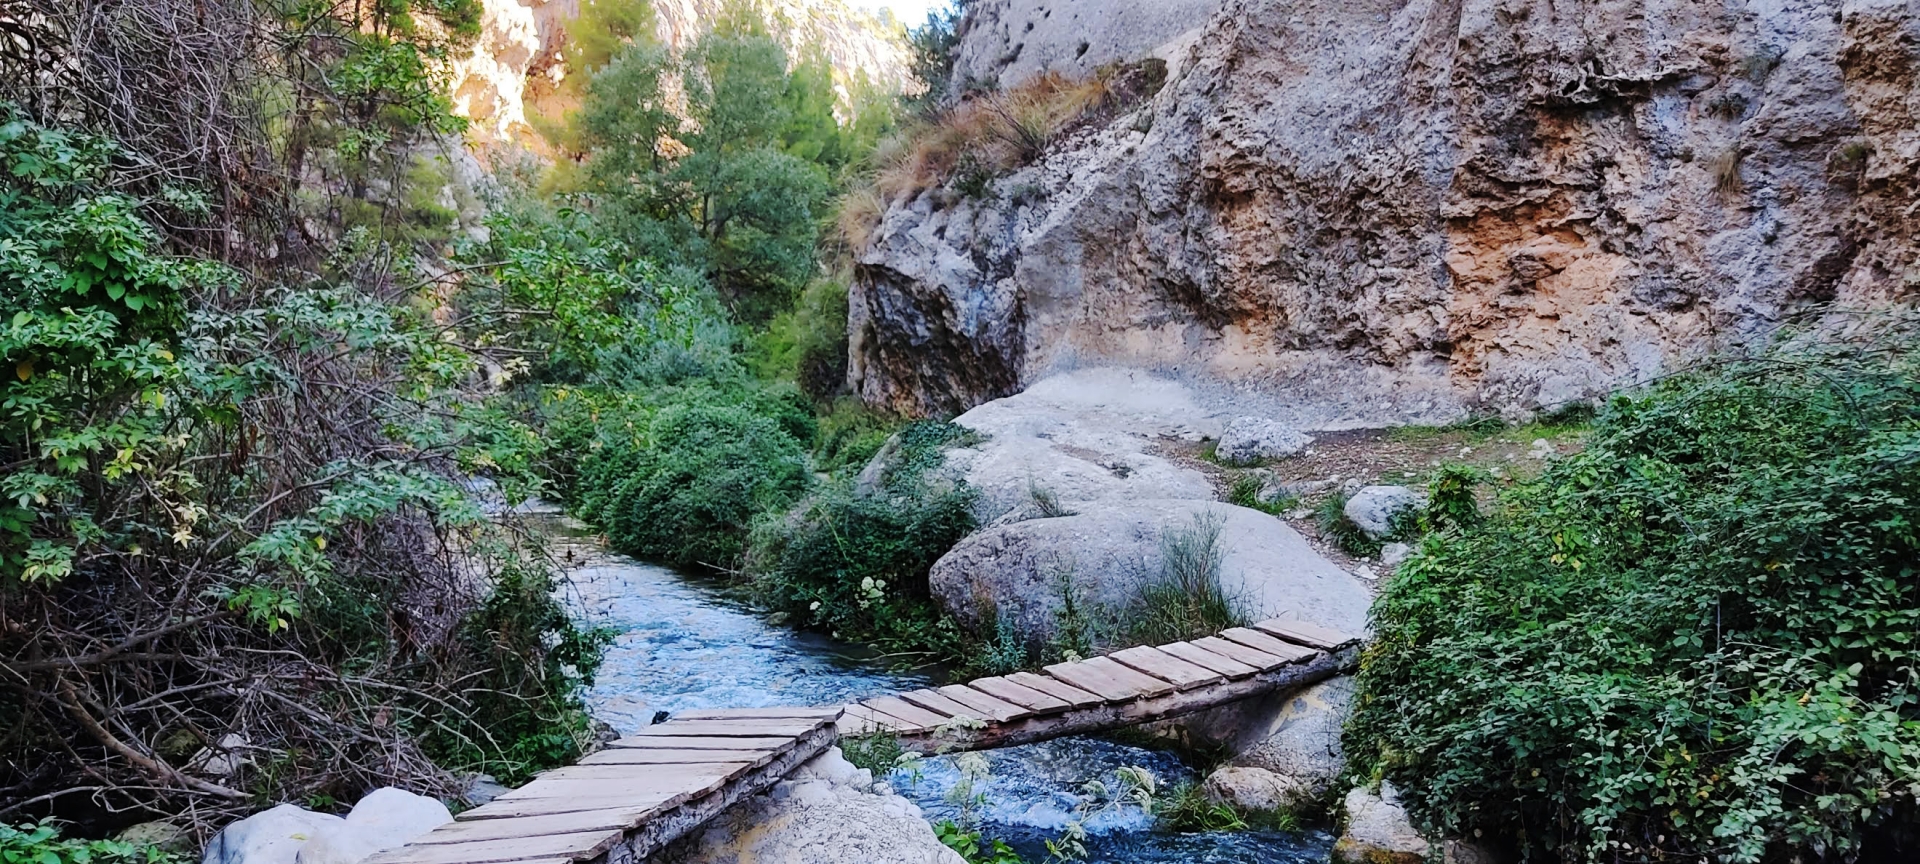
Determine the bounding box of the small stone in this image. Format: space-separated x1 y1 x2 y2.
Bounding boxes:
461 773 510 806
1353 565 1378 581
1380 542 1412 568
186 733 251 777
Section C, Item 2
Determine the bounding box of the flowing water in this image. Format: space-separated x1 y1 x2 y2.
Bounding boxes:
561 539 1334 863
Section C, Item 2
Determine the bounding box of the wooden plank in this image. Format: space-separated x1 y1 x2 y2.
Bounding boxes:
625 718 825 738
670 706 844 721
1192 635 1291 670
411 808 651 845
1220 627 1319 661
1044 659 1149 702
605 735 795 750
366 829 620 864
1079 656 1177 698
1159 640 1260 678
579 748 775 766
837 703 909 734
1109 645 1223 689
522 763 755 783
457 793 679 821
968 676 1071 714
496 767 738 803
898 688 987 721
938 685 1032 722
1252 618 1355 650
1005 671 1104 709
862 695 949 730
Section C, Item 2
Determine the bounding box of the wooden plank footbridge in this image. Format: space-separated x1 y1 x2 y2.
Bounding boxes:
371 618 1358 864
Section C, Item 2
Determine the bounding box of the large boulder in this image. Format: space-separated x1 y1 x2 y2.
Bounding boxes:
294 788 452 864
1202 765 1310 814
1214 417 1312 465
1231 676 1354 795
662 748 965 864
1334 782 1431 864
201 804 344 864
928 499 1371 643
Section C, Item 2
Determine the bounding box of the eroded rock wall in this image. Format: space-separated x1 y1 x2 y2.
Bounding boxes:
851 0 1920 425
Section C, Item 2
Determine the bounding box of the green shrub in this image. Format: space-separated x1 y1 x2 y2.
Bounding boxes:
1126 515 1248 645
812 398 904 476
1226 474 1296 516
0 822 183 864
1345 341 1920 862
577 392 811 571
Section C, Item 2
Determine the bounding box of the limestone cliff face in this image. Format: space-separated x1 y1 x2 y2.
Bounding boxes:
850 0 1920 426
446 0 913 152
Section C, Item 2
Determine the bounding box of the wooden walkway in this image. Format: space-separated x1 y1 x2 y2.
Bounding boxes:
840 618 1360 752
372 617 1357 864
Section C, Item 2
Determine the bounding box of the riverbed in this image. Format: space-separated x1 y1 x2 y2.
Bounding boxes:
563 544 1334 863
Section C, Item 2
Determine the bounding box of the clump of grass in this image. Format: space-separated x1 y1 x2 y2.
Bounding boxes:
835 187 885 252
1048 563 1098 661
1029 481 1076 518
1226 474 1297 516
1315 491 1382 558
1710 147 1744 195
1127 515 1247 644
978 610 1029 675
1158 781 1248 832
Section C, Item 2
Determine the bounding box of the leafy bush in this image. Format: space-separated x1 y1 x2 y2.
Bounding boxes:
573 389 811 571
1346 341 1920 862
747 421 980 658
0 822 181 864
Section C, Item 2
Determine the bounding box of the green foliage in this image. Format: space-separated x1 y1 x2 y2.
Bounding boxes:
1126 515 1247 645
1155 782 1249 832
1345 341 1920 862
840 731 906 777
1226 475 1296 516
979 611 1030 675
750 278 852 399
934 820 1026 864
1314 492 1381 558
811 398 905 476
1419 463 1483 535
0 822 182 864
904 1 969 114
747 422 979 658
569 387 811 571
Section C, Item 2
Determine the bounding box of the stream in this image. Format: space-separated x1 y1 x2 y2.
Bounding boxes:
559 538 1335 863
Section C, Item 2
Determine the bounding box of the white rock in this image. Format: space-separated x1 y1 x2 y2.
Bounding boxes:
202 804 344 864
1379 542 1413 568
1215 417 1313 465
1344 485 1425 540
1334 781 1432 864
666 749 964 864
929 499 1372 643
1203 765 1309 813
187 733 251 777
293 788 452 864
1353 564 1378 581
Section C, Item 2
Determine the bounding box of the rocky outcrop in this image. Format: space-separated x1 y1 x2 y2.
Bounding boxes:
1334 782 1431 864
1203 765 1311 813
902 368 1373 643
448 0 913 152
661 748 965 864
851 0 1920 424
948 0 1220 93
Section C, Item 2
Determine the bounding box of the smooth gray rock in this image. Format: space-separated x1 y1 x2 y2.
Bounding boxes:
201 804 344 864
1215 417 1313 465
1379 542 1413 569
1231 676 1355 796
928 499 1371 643
1344 486 1425 540
661 747 963 864
293 787 451 864
1335 781 1432 864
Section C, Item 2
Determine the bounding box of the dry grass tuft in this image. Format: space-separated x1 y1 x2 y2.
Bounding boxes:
836 66 1154 252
